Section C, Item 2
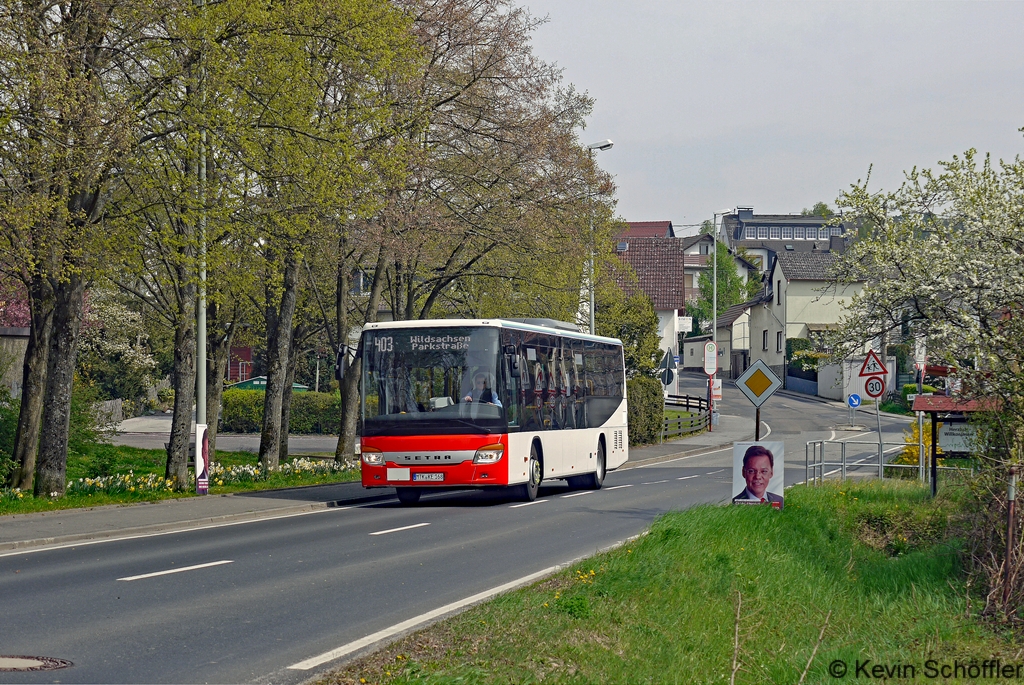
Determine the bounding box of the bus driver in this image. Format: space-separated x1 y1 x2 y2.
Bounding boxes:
463 372 502 407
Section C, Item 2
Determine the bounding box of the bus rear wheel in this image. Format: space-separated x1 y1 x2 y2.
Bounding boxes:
514 445 541 502
580 442 606 490
396 488 421 505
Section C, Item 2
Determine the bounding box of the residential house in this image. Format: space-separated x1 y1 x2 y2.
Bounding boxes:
617 219 763 359
748 251 863 383
679 298 759 377
614 236 688 357
622 221 676 238
720 206 851 274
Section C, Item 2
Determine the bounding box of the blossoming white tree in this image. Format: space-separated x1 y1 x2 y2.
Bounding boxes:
832 149 1024 464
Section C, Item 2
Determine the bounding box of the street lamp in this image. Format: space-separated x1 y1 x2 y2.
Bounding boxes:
586 140 614 335
710 209 732 345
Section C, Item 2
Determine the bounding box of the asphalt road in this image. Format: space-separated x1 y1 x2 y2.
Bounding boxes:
0 380 917 684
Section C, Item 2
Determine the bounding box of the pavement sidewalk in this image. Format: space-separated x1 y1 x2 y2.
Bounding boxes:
0 415 752 553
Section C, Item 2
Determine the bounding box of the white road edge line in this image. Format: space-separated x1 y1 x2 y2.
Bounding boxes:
509 499 548 508
0 506 352 559
636 446 731 468
677 475 699 481
369 523 430 536
761 421 772 438
603 484 634 490
706 469 724 475
641 480 669 485
118 559 233 582
561 491 593 499
288 531 650 671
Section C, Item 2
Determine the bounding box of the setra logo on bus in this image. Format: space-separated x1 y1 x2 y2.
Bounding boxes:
400 454 454 462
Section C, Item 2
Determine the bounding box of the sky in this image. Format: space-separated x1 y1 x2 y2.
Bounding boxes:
523 0 1024 232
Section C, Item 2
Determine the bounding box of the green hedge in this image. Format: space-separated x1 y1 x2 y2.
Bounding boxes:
901 383 938 404
627 376 663 446
220 389 341 434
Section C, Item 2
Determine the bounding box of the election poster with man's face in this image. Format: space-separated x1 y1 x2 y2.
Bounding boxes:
732 441 784 508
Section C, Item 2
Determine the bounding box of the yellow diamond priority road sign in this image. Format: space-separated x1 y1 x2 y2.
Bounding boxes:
736 359 783 408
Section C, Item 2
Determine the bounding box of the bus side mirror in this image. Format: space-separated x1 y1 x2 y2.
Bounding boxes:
507 355 520 378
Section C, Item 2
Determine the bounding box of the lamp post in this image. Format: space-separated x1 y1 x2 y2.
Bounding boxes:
586 139 614 335
709 209 731 425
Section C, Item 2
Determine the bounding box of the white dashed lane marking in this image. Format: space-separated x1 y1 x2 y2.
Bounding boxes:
509 499 548 508
369 523 430 536
118 560 233 582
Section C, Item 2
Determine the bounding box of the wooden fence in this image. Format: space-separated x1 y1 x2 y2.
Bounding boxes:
663 393 710 439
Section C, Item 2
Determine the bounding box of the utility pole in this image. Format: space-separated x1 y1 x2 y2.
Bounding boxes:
585 140 614 334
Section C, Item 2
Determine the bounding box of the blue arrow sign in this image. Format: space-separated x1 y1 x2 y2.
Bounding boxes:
847 394 862 408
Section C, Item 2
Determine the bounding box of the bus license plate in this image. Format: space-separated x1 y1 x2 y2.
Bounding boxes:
413 473 444 482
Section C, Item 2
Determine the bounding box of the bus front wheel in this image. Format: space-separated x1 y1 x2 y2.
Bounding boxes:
396 488 421 505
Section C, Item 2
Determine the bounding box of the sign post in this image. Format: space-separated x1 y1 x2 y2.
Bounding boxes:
847 393 861 428
704 342 717 432
736 360 783 440
659 349 676 393
863 374 886 477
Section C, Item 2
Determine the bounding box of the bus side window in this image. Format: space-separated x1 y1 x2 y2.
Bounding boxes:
501 331 520 429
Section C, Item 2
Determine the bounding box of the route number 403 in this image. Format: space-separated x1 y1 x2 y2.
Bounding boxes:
374 336 393 353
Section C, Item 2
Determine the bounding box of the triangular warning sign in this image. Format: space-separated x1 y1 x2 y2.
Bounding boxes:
859 349 887 377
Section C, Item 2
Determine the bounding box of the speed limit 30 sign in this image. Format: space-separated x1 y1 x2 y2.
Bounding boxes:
864 375 886 398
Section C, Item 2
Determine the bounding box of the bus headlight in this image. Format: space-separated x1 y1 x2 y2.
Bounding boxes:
473 444 504 464
361 447 384 466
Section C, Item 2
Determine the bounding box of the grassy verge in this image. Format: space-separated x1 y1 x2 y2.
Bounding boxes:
0 442 359 516
318 480 1011 685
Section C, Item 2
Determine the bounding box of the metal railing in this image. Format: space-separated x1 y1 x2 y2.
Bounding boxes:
805 439 973 485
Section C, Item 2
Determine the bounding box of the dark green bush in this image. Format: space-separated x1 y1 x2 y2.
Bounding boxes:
901 383 937 404
0 386 18 483
627 376 663 446
221 389 341 434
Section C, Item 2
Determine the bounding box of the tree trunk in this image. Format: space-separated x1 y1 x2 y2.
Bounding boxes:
34 274 86 497
279 326 300 462
259 252 299 472
206 318 236 458
166 281 197 490
9 275 54 491
336 252 386 461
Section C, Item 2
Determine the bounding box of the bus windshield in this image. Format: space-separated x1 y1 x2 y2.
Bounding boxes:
361 326 505 436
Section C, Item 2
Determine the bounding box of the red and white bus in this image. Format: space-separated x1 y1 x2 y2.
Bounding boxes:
356 318 629 504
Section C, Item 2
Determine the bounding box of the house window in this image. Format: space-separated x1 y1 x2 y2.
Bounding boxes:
782 226 793 239
777 331 783 352
819 227 829 240
744 225 756 239
762 330 769 351
777 280 782 305
770 226 781 239
831 225 843 236
758 226 769 239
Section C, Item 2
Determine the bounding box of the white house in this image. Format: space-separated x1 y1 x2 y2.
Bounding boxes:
748 251 863 382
